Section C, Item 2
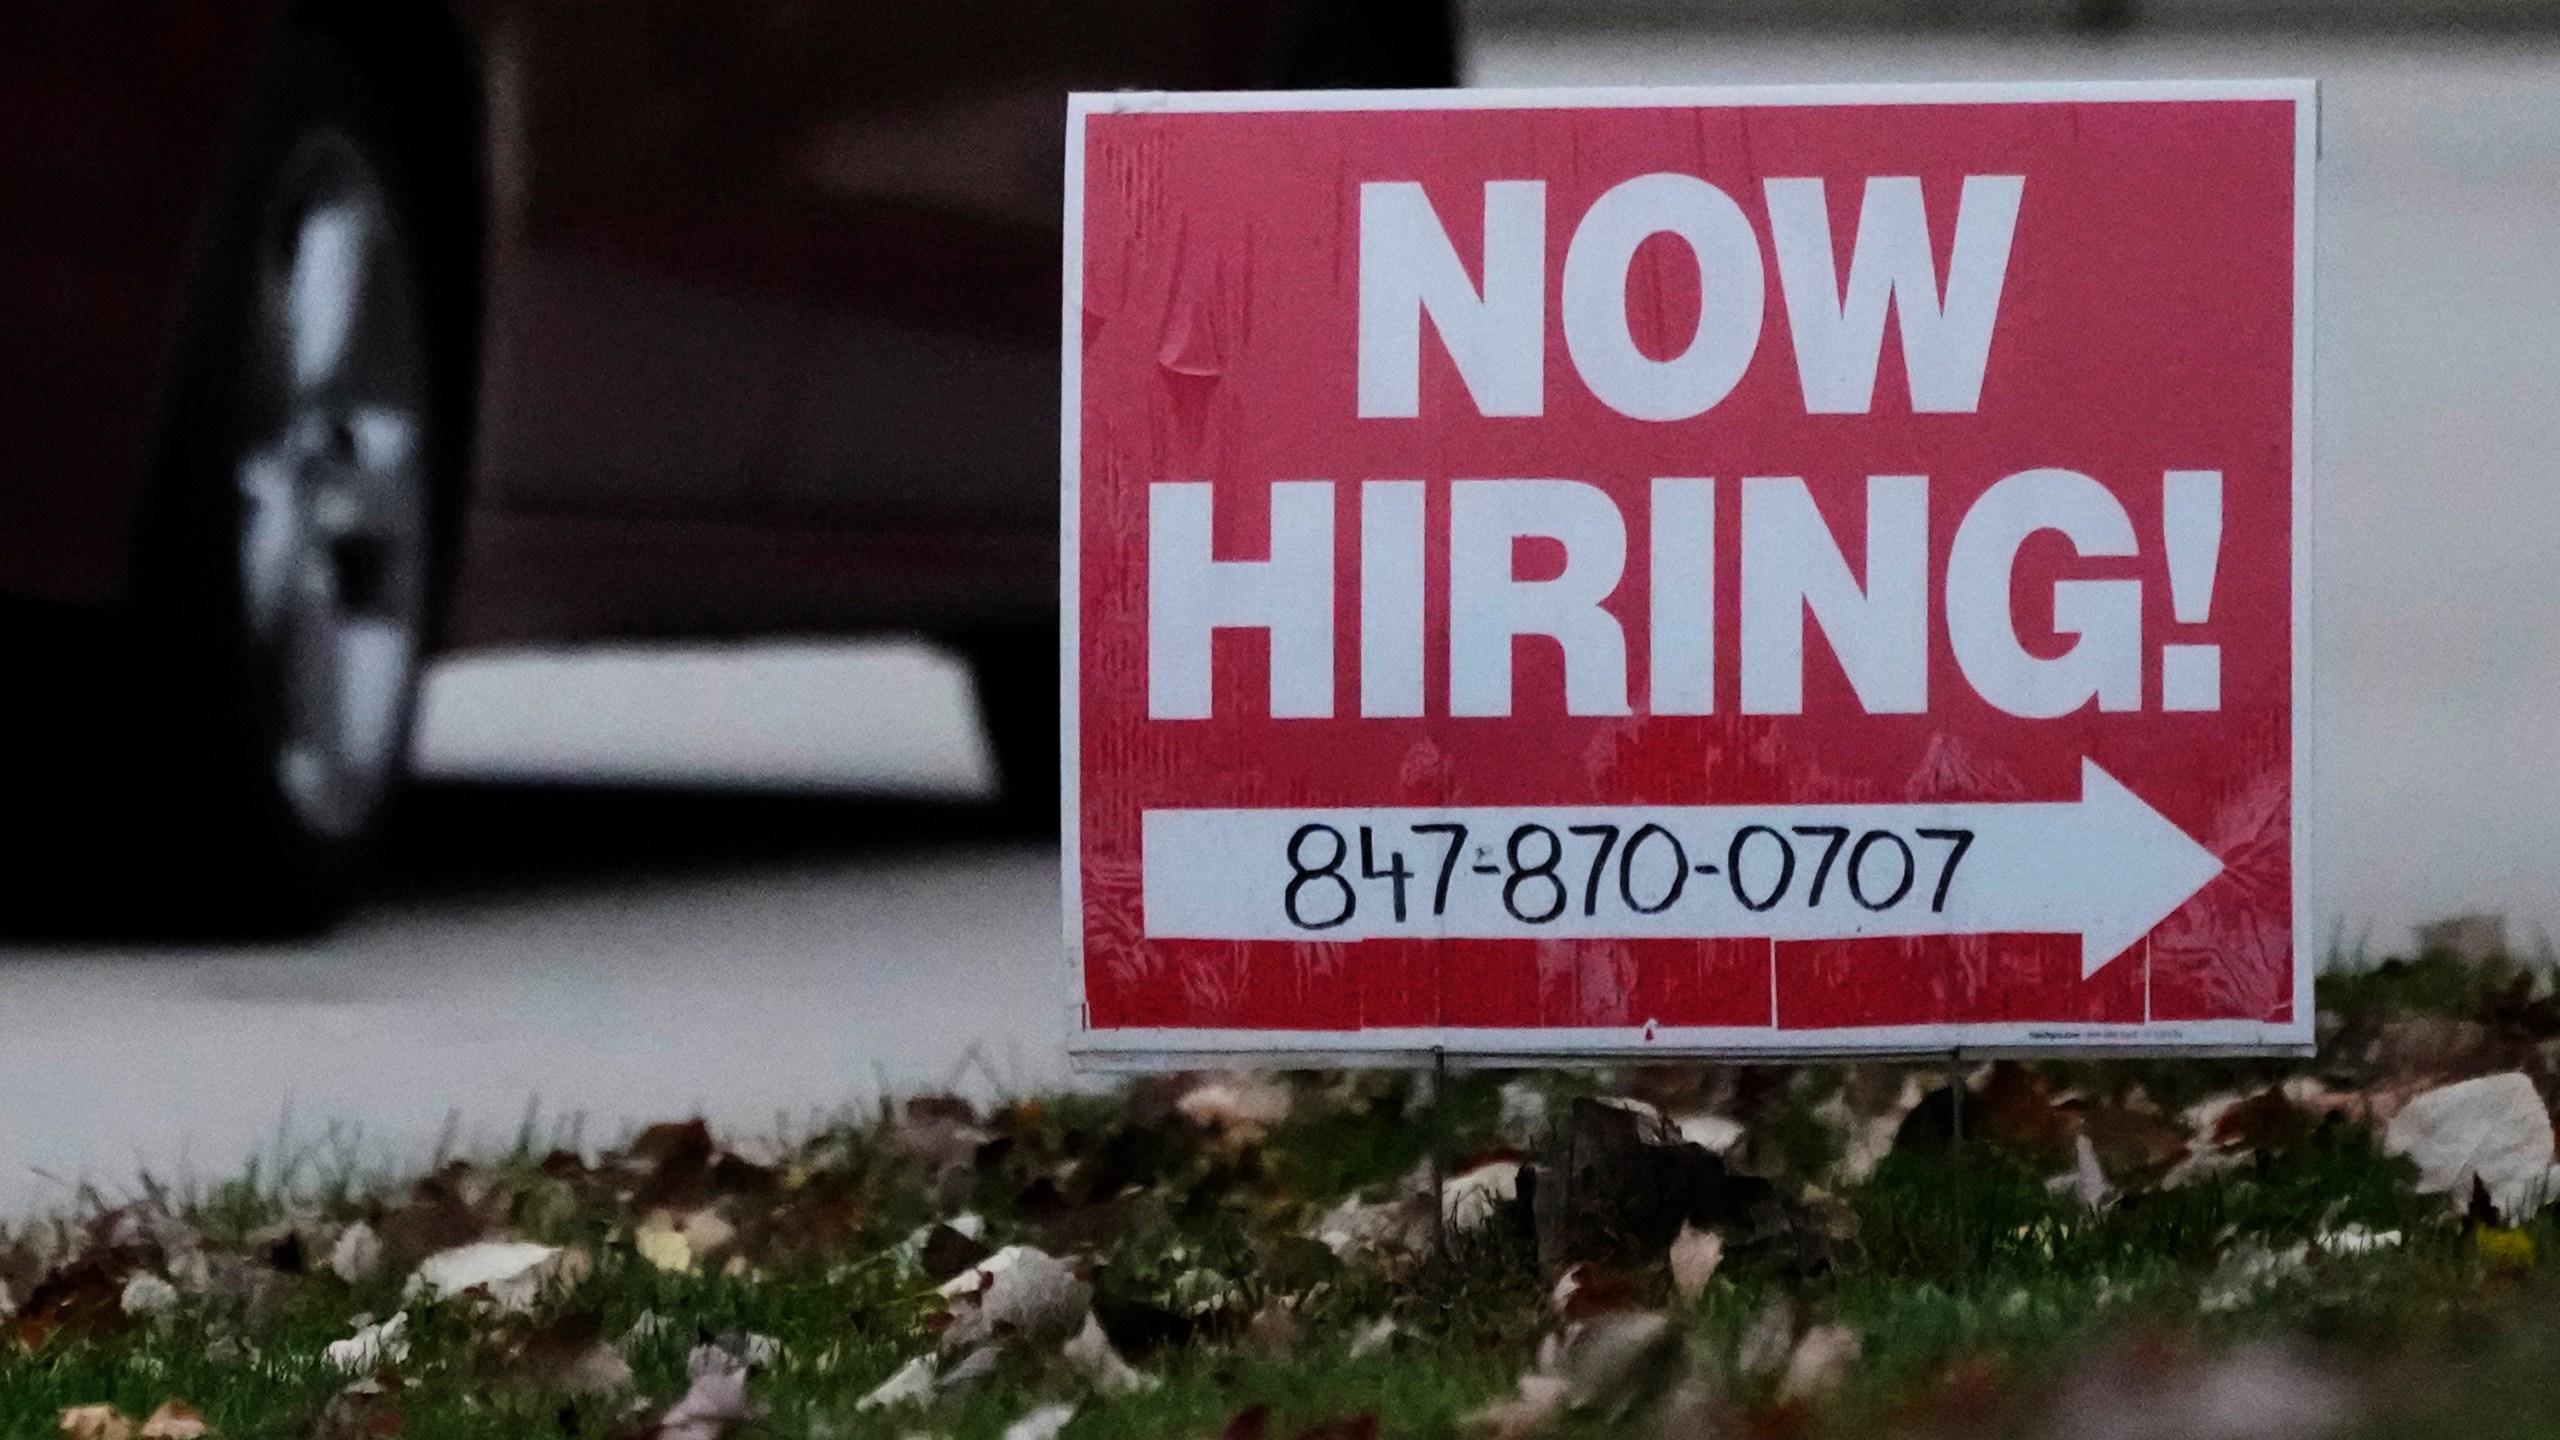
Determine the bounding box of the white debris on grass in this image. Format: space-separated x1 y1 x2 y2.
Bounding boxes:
2200 1241 2312 1314
1669 1222 1724 1300
937 1345 1003 1392
1176 1073 1292 1141
1442 1159 1520 1232
405 1240 578 1313
1001 1403 1078 1440
1348 1316 1401 1358
119 1272 179 1317
1778 1324 1861 1403
1672 1113 1745 1155
943 1245 1091 1349
2383 1072 2560 1220
2047 1133 2113 1210
328 1222 383 1284
2316 1225 2404 1257
1736 1296 1797 1377
858 1355 940 1411
1063 1312 1156 1394
652 1367 765 1440
1498 1081 1551 1143
325 1312 410 1374
1313 1190 1432 1263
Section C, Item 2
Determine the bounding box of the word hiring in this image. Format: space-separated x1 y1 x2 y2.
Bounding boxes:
1147 468 2227 721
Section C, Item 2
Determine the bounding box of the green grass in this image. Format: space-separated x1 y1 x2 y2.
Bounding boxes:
6 959 2560 1436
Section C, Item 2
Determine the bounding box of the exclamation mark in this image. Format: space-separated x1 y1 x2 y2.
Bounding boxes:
2161 469 2222 712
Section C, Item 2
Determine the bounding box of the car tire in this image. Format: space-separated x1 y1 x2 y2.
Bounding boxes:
963 628 1062 832
117 28 460 932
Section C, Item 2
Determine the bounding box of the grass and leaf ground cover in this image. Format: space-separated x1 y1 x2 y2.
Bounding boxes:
13 950 2560 1440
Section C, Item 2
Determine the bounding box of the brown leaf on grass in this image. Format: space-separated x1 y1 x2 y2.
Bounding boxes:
1548 1263 1641 1320
58 1405 134 1440
2367 1017 2504 1087
377 1162 492 1265
2083 1104 2191 1191
627 1120 720 1212
309 1377 404 1440
1096 1288 1195 1360
1218 1403 1270 1440
477 1309 634 1397
1816 1068 1929 1184
920 1222 995 1282
18 1260 130 1350
2215 1089 2318 1156
136 1401 209 1440
1970 1064 2080 1174
1531 1098 1785 1274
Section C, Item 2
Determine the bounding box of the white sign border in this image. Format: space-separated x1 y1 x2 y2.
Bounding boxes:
1061 78 2319 1068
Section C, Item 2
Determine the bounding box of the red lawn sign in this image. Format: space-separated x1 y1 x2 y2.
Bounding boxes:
1062 82 2314 1064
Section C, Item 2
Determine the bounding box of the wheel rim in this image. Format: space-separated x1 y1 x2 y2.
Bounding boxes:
235 132 429 841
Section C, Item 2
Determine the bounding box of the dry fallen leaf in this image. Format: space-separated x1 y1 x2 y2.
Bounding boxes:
635 1220 694 1275
1176 1074 1293 1141
679 1208 738 1263
1778 1324 1860 1402
136 1400 209 1440
58 1405 134 1440
1668 1222 1723 1300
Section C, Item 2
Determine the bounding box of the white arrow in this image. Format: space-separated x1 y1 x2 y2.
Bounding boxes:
1140 759 2222 980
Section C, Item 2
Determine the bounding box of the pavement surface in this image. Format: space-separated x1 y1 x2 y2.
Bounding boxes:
1 32 2554 1215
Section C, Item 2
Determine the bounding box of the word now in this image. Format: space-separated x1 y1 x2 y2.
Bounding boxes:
1359 174 2023 421
1148 468 2227 721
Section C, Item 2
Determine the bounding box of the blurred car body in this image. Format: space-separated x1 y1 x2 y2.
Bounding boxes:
0 1 1456 926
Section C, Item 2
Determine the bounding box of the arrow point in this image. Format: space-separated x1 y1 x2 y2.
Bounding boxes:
2077 760 2225 980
